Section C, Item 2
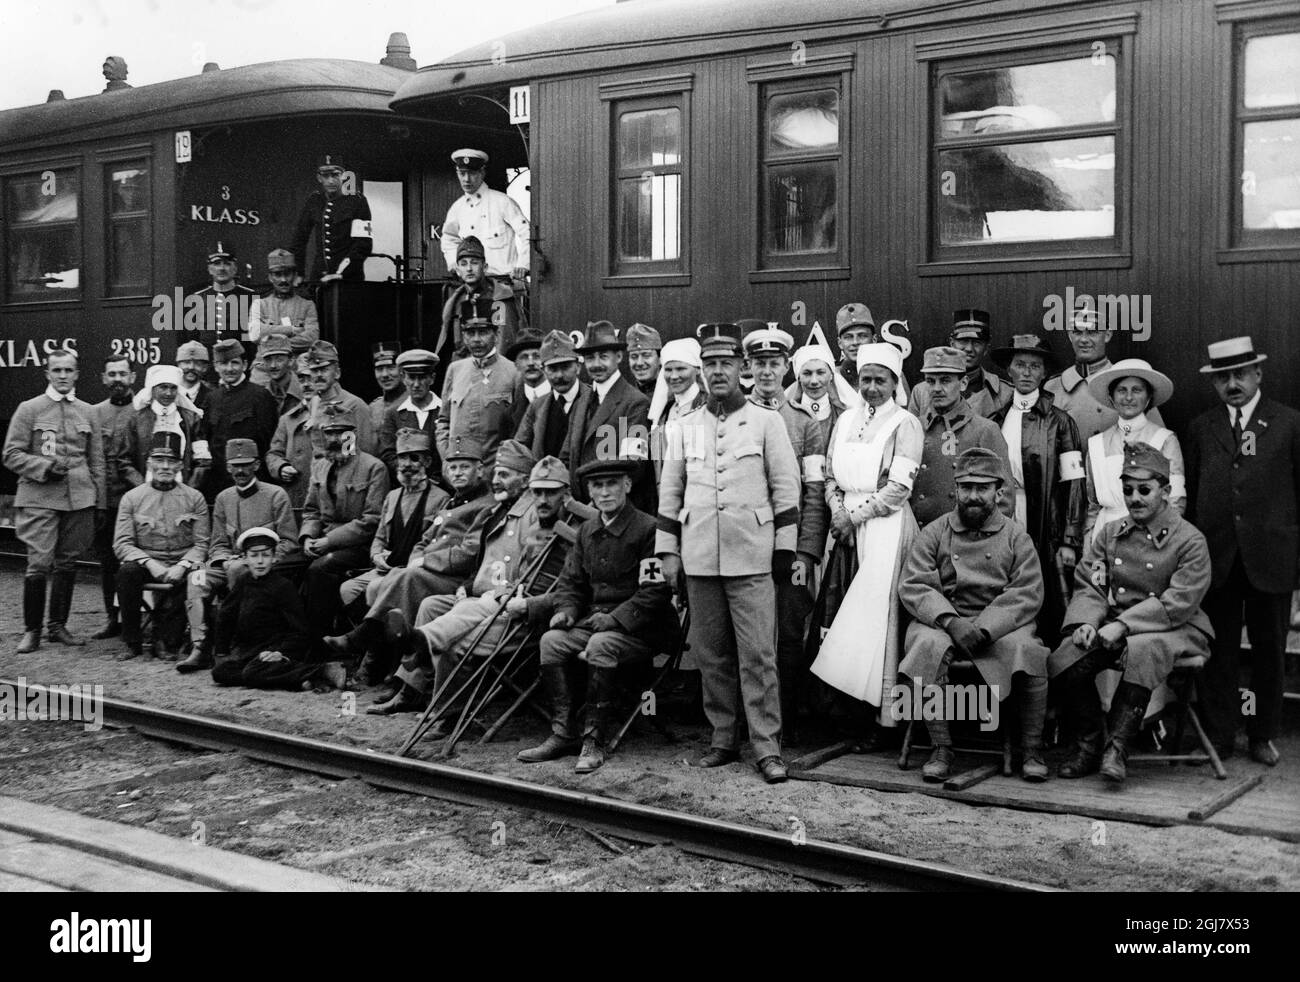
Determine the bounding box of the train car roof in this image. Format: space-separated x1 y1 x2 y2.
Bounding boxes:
391 0 1066 110
0 59 413 152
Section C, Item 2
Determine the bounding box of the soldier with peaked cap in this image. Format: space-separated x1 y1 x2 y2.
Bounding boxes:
178 436 299 674
1050 443 1214 783
1186 336 1299 766
436 235 521 364
910 345 1013 528
266 354 317 512
368 342 406 435
909 309 1011 420
185 241 256 349
520 457 675 772
834 302 877 390
113 430 210 660
989 332 1085 642
378 348 442 479
514 330 592 462
625 323 663 398
657 322 802 784
291 154 372 282
252 334 306 417
441 148 531 280
4 348 106 653
508 327 551 430
303 339 376 458
899 446 1052 782
742 320 829 735
90 351 138 639
436 300 518 469
198 338 279 502
176 340 213 414
248 247 319 387
299 404 390 659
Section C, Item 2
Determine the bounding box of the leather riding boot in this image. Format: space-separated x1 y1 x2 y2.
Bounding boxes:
1018 675 1049 782
576 666 618 773
1053 650 1112 778
46 572 85 645
1100 681 1151 784
94 576 120 639
324 617 382 657
18 576 47 653
518 665 583 762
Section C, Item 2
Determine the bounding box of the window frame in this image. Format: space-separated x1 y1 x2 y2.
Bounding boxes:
600 74 693 288
1 160 84 307
102 154 153 299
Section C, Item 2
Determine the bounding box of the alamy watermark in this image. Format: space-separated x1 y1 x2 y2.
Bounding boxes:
1042 286 1152 342
886 679 1001 731
0 677 104 732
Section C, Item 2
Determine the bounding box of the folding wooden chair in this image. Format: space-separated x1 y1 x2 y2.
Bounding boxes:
1128 653 1228 779
607 603 690 753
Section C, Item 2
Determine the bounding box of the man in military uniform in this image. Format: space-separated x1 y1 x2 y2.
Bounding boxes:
251 335 306 417
834 302 876 390
304 340 376 457
909 309 1011 420
436 236 520 364
742 321 828 735
176 340 213 414
299 408 389 657
90 354 137 639
266 354 316 512
186 243 256 350
626 323 663 399
1045 308 1164 443
248 248 319 386
1051 443 1214 782
199 339 279 502
514 331 591 462
291 154 372 283
656 322 802 784
520 457 675 771
178 438 299 674
377 349 441 478
113 431 210 660
508 328 549 430
367 342 406 435
911 346 1012 528
899 447 1051 783
3 349 107 653
440 149 530 280
436 308 517 469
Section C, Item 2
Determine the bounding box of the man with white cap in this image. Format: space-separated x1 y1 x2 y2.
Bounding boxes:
440 149 530 280
291 154 372 283
116 364 207 489
377 349 441 479
1186 336 1300 766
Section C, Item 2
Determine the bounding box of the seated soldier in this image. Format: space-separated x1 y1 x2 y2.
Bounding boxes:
1049 443 1213 784
299 406 389 658
179 438 300 674
113 431 211 660
899 447 1051 782
369 439 549 714
211 528 345 691
519 458 677 773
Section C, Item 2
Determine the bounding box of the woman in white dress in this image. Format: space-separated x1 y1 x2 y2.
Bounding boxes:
810 343 923 735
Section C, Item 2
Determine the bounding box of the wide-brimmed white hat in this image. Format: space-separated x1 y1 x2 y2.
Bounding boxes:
1200 336 1267 374
1086 358 1174 408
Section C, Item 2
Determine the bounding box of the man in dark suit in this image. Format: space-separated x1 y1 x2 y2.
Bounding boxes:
507 328 549 432
564 321 652 511
377 349 441 480
515 331 591 462
1185 336 1300 766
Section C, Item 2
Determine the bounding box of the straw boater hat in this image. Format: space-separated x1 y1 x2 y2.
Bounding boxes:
1086 358 1174 408
1200 336 1267 374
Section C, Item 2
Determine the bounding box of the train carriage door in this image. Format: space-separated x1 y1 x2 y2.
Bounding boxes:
361 180 404 281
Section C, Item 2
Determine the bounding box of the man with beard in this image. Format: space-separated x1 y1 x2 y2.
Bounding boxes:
90 355 137 638
514 331 590 462
507 328 549 431
304 340 375 457
198 339 279 502
299 407 389 660
4 349 106 653
252 335 306 417
436 235 520 363
267 354 317 512
113 431 209 660
178 439 299 674
176 340 212 415
1050 444 1214 783
899 447 1051 783
626 324 662 399
248 248 319 387
116 364 207 489
436 307 517 469
291 155 372 283
378 349 441 479
328 437 495 690
367 343 406 436
909 309 1011 420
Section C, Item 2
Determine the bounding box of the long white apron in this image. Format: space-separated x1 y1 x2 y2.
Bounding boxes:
811 406 908 706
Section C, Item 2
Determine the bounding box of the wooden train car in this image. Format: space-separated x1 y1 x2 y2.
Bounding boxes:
392 0 1300 428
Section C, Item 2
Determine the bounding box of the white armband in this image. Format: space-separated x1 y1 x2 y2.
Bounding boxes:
351 219 373 239
1168 474 1187 499
803 454 825 483
1059 450 1085 481
192 440 211 461
889 456 922 491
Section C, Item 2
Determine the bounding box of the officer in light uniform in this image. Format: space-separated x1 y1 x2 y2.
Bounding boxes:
291 154 373 282
435 307 518 469
440 149 530 280
248 247 319 385
656 322 802 784
3 348 106 653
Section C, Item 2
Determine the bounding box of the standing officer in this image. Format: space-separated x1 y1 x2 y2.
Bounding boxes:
367 342 405 435
377 349 441 478
304 340 376 457
909 309 1011 419
291 154 372 283
514 331 591 462
1186 336 1299 766
252 334 306 417
186 242 256 349
248 247 319 385
910 346 1012 528
199 339 279 502
266 355 316 513
626 323 663 399
440 149 530 280
4 348 106 653
90 354 137 638
435 308 517 469
656 322 802 784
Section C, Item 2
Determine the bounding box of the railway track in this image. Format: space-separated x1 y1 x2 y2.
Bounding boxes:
1 678 1051 891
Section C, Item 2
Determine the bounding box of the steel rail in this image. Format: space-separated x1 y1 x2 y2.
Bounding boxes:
4 680 1054 892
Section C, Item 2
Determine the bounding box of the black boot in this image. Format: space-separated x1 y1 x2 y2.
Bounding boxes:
46 571 85 646
576 666 618 773
1019 675 1049 782
17 576 46 654
93 576 121 639
518 665 583 762
1053 649 1113 778
323 617 382 657
1100 681 1151 784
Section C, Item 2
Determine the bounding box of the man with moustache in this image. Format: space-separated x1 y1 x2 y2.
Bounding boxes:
248 248 319 386
266 354 316 512
909 309 1011 420
1186 336 1300 766
378 349 441 479
507 328 550 431
626 324 663 399
253 335 307 418
303 340 375 457
198 339 279 502
367 343 406 436
90 354 137 638
176 340 213 415
436 307 517 469
514 331 591 462
291 155 372 283
186 243 255 349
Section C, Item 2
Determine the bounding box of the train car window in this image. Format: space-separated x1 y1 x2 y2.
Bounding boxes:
931 47 1120 257
761 85 841 267
3 168 81 302
1234 26 1300 246
613 101 684 271
105 161 151 297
